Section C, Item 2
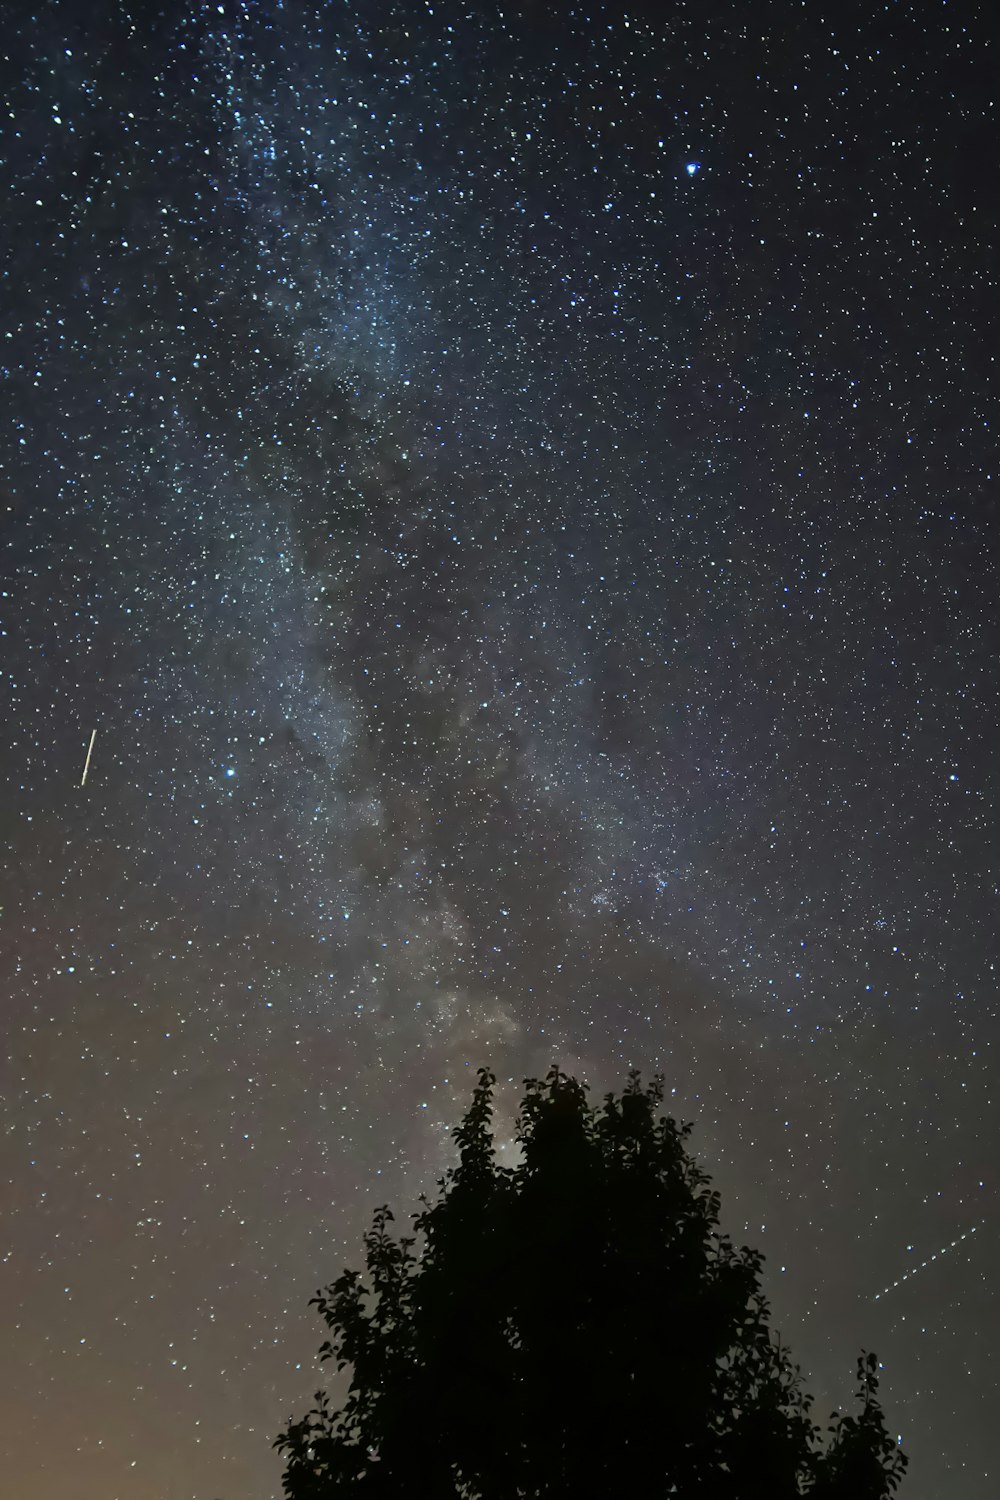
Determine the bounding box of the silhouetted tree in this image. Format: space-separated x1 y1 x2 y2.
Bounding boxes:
275 1067 908 1498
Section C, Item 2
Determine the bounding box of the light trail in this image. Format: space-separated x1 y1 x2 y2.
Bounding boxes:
80 729 97 787
874 1222 982 1301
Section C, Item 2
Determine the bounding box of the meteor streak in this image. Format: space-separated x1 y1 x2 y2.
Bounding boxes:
80 729 97 787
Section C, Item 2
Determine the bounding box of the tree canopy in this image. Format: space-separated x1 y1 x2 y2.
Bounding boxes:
275 1067 908 1498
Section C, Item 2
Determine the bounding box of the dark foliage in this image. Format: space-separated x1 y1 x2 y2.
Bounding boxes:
275 1067 908 1498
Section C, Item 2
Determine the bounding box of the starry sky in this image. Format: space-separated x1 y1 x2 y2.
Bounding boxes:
2 2 997 1496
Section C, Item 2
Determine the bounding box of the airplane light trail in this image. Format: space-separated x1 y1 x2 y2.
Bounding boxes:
874 1222 982 1301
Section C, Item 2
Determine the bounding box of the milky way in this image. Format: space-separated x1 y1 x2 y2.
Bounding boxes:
2 4 997 1497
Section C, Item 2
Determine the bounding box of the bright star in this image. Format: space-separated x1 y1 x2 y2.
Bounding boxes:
686 161 700 176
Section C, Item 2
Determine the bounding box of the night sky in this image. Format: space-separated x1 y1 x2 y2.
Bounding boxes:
2 2 997 1496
